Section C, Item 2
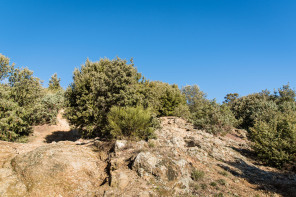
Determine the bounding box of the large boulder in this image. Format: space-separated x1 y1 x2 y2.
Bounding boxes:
11 143 107 196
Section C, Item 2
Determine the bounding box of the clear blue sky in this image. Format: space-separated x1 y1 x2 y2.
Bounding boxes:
1 0 296 102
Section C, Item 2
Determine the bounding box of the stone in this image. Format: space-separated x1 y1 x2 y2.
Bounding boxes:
111 170 130 189
114 140 127 152
10 144 106 196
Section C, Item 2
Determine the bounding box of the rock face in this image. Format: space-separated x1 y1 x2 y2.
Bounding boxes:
0 117 295 196
11 143 106 196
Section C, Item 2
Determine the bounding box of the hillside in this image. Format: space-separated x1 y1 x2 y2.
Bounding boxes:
0 112 295 197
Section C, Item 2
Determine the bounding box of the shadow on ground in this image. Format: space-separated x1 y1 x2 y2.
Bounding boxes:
218 147 296 197
45 129 81 143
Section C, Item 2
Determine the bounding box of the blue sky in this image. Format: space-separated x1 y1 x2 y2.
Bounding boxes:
1 0 296 102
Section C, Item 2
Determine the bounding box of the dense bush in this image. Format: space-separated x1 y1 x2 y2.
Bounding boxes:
228 91 277 129
64 58 142 137
227 84 296 168
136 81 190 118
0 54 64 141
29 90 65 125
0 54 12 81
229 85 296 130
107 106 159 140
0 85 31 141
65 57 188 138
48 73 63 92
183 85 238 134
8 67 43 107
250 112 296 168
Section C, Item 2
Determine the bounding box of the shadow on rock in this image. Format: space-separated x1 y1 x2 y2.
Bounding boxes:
218 158 296 197
45 129 81 143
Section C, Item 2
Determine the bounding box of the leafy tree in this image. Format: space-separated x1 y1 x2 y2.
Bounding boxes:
64 57 142 137
9 67 43 107
136 81 189 118
250 112 296 168
0 54 64 141
223 93 239 104
0 54 12 81
274 83 296 103
227 84 296 168
183 85 238 134
228 84 296 130
65 57 190 138
229 92 277 129
48 73 62 92
0 84 31 141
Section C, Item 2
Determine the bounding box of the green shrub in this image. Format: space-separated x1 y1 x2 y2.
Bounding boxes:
64 58 142 137
191 169 205 181
201 183 207 190
214 193 224 197
136 81 189 118
0 54 64 141
229 91 277 129
107 106 158 140
0 84 32 141
65 58 188 137
227 84 296 168
229 84 296 130
8 69 64 126
217 179 226 186
250 112 296 168
223 93 239 104
30 90 65 125
48 73 63 92
218 171 228 177
0 54 12 81
183 85 238 134
9 67 43 107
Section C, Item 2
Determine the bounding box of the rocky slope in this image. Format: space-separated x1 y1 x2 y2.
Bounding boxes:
0 115 295 196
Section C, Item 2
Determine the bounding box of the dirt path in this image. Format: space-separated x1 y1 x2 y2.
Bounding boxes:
12 110 80 155
28 110 70 144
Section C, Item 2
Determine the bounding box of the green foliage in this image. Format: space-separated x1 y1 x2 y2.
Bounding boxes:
0 85 31 141
200 183 207 190
0 54 64 141
7 67 61 126
29 90 65 125
64 58 142 137
107 106 158 140
0 54 12 81
229 84 296 130
48 73 62 92
250 112 296 168
136 81 189 118
191 169 205 181
65 58 188 138
274 83 296 103
183 85 238 134
218 171 229 177
229 91 277 129
227 84 296 168
223 93 239 104
9 67 44 107
214 193 224 197
217 179 226 186
172 104 191 120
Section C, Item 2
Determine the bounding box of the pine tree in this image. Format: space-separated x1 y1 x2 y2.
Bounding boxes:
48 73 62 92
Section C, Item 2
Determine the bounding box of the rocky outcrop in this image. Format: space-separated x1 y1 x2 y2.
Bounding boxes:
11 143 106 196
0 116 295 196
